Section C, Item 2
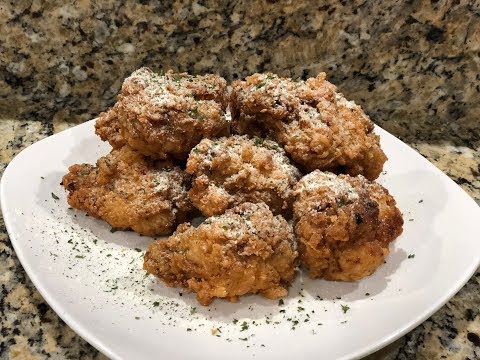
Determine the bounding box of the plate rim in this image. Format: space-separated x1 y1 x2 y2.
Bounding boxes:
1 121 118 359
1 119 479 360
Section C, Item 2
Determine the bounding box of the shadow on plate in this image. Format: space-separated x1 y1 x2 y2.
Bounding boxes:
61 133 111 167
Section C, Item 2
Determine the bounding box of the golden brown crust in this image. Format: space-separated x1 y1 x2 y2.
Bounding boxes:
102 67 230 159
144 202 298 305
230 73 387 180
186 135 301 217
62 146 192 236
293 170 403 280
94 106 126 149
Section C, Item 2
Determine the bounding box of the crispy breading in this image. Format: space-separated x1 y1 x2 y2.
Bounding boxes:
96 67 230 159
186 135 301 217
144 202 298 305
62 146 192 236
293 170 403 280
230 73 386 180
94 106 125 149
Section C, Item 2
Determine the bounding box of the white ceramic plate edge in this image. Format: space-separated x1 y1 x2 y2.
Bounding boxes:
1 123 119 360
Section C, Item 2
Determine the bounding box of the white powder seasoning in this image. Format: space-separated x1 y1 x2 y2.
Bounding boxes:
124 67 226 111
151 168 188 204
298 171 359 202
152 171 170 192
335 93 358 109
127 69 192 106
194 135 300 199
298 105 327 129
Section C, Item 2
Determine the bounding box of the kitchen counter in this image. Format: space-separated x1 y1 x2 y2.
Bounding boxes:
1 1 479 359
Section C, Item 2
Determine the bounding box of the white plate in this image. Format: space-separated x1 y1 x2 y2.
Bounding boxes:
2 120 479 360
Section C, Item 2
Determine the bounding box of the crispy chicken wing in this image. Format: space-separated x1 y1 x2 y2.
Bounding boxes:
62 146 192 236
95 67 229 159
230 73 386 180
293 170 403 280
144 202 298 305
94 106 125 149
186 135 301 217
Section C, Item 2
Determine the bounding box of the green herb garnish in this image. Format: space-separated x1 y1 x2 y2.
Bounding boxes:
254 137 264 145
188 107 205 120
240 321 248 331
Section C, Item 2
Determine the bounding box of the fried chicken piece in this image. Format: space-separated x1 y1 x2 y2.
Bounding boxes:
62 146 192 236
186 135 301 217
94 106 125 149
144 202 298 305
230 73 387 180
96 67 229 159
293 170 403 280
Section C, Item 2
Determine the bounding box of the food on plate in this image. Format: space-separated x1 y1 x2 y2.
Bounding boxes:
293 170 403 280
230 73 386 180
62 68 406 305
144 202 298 305
62 146 192 236
95 67 229 159
186 135 301 217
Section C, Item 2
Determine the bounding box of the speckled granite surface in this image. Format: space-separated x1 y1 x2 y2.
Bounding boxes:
1 0 479 150
1 1 479 359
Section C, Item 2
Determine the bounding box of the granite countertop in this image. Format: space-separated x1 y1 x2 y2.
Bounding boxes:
1 1 479 359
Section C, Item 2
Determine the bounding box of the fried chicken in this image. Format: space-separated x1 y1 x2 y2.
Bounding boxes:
186 135 301 217
62 146 192 236
144 202 298 305
94 106 125 149
95 67 229 160
230 73 386 180
293 170 403 280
